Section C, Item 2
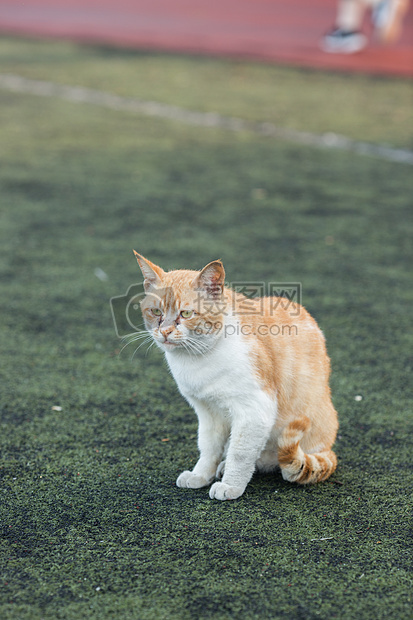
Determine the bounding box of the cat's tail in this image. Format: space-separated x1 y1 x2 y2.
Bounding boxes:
278 416 337 484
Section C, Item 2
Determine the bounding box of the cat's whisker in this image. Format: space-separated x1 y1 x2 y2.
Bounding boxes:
130 335 154 360
187 342 204 356
187 334 207 350
120 331 149 343
118 332 150 356
183 336 207 357
120 331 149 344
119 339 138 356
184 342 204 356
180 339 195 354
144 339 157 357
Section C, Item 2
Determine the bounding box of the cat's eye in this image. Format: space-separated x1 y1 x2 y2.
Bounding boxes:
180 310 193 319
151 308 162 316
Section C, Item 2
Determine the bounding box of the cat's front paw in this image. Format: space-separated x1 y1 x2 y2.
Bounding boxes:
176 470 212 489
209 481 245 501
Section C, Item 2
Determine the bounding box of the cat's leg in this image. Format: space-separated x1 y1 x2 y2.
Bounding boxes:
209 396 276 500
217 431 275 479
214 438 230 479
176 400 229 490
215 459 226 479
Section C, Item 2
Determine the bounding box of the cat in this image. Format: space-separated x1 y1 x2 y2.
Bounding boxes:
133 252 339 501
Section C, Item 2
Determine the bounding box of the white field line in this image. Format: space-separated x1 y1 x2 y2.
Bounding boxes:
1 73 412 165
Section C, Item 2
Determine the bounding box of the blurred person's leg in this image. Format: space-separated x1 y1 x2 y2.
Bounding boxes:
336 0 366 31
321 0 410 52
372 0 410 42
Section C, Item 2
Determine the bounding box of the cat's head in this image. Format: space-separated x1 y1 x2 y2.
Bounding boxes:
134 252 226 355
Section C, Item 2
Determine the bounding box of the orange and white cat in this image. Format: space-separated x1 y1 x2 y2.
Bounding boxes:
134 252 338 501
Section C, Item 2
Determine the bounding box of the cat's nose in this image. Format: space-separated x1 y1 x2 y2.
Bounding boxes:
160 325 174 339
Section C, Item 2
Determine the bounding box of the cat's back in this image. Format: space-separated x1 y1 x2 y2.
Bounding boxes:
236 293 332 405
235 293 325 349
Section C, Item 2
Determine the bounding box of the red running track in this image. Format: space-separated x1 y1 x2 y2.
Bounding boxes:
0 0 412 77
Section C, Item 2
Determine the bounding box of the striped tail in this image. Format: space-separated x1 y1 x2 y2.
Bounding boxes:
278 416 337 484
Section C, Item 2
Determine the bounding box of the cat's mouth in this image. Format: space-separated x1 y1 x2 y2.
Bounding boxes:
162 339 180 348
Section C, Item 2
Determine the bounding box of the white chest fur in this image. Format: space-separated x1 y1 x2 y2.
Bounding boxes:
168 323 233 389
164 318 276 420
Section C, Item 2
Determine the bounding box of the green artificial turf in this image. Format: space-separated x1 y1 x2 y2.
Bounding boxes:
0 38 412 620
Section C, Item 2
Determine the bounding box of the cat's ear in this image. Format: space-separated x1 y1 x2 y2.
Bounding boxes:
194 260 225 298
133 251 164 290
